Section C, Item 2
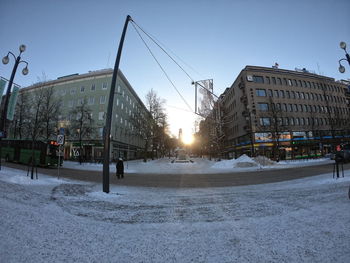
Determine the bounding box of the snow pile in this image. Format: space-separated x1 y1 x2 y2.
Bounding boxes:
253 155 277 166
212 154 259 169
235 154 259 167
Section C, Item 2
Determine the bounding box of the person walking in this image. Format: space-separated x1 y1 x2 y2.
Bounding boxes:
116 158 124 179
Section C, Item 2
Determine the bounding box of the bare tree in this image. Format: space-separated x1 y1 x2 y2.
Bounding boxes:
41 86 62 141
68 98 96 164
25 87 46 179
129 107 153 162
9 91 30 139
258 97 289 160
145 89 167 159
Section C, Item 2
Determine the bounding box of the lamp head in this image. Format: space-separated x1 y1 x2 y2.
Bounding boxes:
19 44 26 53
22 66 29 75
2 55 9 64
339 64 345 73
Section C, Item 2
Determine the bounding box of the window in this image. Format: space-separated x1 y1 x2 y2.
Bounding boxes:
283 78 287 85
258 103 269 111
100 95 106 104
253 75 264 83
300 92 305 99
265 76 270 84
286 91 290 98
291 91 295 99
77 98 84 105
305 93 309 100
70 88 76 95
295 92 300 99
282 103 287 111
102 82 108 90
68 100 74 107
300 118 305 125
295 118 300 125
61 89 66 96
290 117 295 126
91 84 96 91
279 90 285 98
277 78 282 85
99 128 103 137
288 104 293 112
118 85 121 93
276 103 281 111
88 97 95 105
304 104 308 112
272 77 276 85
274 90 279 97
293 79 297 86
288 79 292 86
98 112 105 120
298 104 303 112
293 104 298 112
268 89 273 97
259 117 270 126
284 118 289 126
256 89 266 97
80 86 85 93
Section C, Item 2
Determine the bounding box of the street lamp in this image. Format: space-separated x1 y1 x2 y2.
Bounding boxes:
1 45 29 134
338 41 350 73
0 44 29 170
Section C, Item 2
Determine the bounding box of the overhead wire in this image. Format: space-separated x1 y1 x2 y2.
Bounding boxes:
130 21 194 113
131 20 196 83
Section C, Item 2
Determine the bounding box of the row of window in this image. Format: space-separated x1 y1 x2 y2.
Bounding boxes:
60 82 108 96
257 102 349 115
252 75 343 93
255 88 347 104
259 116 346 127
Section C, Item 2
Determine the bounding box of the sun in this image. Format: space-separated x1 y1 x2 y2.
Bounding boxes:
182 133 194 145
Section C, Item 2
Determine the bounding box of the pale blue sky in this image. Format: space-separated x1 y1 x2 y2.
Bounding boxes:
1 0 349 137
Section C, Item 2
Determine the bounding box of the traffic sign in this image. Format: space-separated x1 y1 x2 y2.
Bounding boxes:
57 135 65 145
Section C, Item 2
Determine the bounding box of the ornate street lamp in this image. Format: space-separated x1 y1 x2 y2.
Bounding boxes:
338 41 350 73
0 44 29 170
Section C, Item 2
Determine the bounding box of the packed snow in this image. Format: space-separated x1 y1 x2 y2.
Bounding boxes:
63 155 333 174
0 164 349 262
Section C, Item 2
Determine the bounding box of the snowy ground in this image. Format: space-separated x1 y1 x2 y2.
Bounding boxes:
63 156 333 174
1 165 349 262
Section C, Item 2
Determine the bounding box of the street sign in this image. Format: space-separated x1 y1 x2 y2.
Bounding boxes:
59 127 65 135
57 135 65 145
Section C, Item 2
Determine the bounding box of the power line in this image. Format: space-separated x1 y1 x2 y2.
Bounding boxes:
130 21 194 113
131 20 195 83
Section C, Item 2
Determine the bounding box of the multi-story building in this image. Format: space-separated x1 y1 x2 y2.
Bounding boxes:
218 65 350 160
15 69 150 161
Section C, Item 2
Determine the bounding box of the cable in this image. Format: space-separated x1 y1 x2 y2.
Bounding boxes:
131 22 194 113
131 21 195 83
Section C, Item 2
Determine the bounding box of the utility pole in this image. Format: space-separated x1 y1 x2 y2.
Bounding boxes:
102 15 132 193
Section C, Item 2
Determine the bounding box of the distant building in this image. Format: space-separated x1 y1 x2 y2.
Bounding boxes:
201 65 350 160
13 69 150 161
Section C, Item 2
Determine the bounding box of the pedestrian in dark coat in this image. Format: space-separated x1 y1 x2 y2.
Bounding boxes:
116 158 124 179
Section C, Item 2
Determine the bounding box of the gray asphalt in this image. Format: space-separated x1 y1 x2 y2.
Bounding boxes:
2 160 349 188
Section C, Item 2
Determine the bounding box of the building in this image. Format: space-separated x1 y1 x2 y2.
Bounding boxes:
12 69 150 161
217 65 350 160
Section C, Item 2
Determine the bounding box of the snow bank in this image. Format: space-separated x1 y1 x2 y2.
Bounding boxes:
212 154 259 169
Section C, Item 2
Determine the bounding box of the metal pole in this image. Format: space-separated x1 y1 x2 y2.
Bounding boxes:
102 15 132 193
0 55 21 170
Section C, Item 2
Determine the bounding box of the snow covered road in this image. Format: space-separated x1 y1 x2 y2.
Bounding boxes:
1 167 349 262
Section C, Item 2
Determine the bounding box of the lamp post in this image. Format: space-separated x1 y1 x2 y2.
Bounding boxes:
0 44 29 170
102 15 132 193
338 41 350 73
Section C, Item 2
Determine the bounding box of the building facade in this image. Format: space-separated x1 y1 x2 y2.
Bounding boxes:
15 69 150 161
218 66 350 159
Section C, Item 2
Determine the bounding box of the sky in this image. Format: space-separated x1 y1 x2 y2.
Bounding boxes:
1 0 349 138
